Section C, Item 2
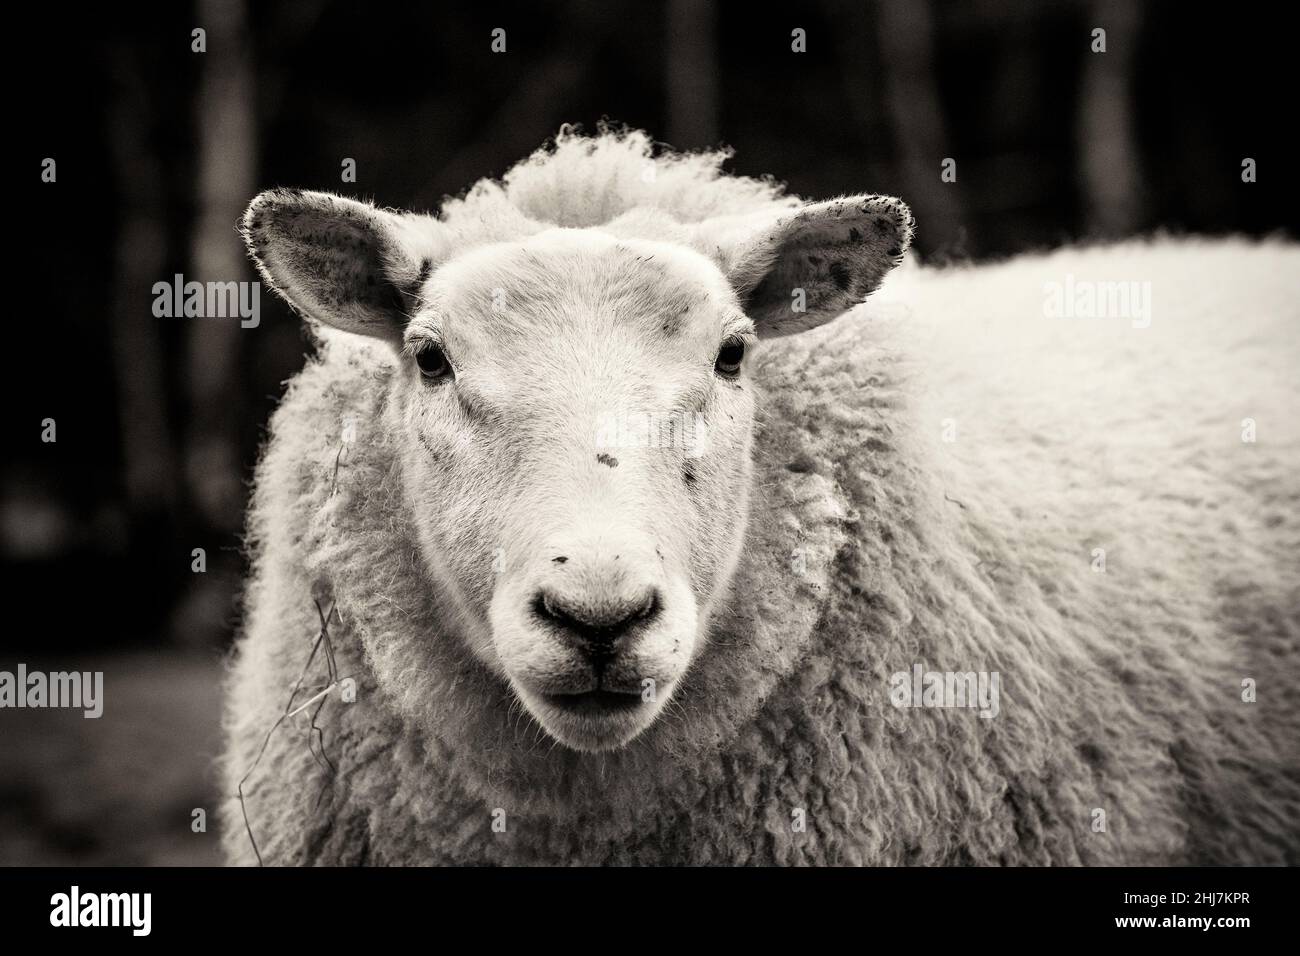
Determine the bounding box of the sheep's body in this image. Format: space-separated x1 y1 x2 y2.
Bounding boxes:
222 134 1300 865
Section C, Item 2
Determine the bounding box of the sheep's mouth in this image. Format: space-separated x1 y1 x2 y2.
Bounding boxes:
540 688 645 717
514 678 672 751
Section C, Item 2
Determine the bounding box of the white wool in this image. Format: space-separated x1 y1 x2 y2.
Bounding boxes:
444 125 797 231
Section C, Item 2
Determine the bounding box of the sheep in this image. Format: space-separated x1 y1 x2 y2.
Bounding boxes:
221 127 1300 865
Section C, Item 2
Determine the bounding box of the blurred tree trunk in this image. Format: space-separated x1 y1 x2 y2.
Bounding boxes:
1078 0 1146 236
665 0 719 148
876 0 968 256
420 0 618 209
187 0 256 532
107 49 178 519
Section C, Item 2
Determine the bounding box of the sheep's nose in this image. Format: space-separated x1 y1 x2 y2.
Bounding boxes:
533 587 662 656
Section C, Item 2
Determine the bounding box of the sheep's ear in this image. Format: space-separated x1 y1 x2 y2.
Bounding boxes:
241 189 444 341
710 195 913 338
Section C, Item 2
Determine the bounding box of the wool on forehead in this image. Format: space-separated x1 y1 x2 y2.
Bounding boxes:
440 126 799 237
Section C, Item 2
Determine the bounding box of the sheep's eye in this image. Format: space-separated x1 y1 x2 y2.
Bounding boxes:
415 344 451 380
715 337 745 377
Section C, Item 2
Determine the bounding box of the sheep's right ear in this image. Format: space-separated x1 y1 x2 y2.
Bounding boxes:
241 189 446 341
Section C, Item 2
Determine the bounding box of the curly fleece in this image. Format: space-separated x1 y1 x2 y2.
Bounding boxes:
221 130 1300 865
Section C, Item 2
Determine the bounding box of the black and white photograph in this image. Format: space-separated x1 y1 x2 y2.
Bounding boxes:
2 0 1297 935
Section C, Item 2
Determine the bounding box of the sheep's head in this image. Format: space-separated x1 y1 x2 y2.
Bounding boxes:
244 187 911 752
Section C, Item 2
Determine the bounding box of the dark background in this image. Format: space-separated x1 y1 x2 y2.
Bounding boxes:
3 0 1295 864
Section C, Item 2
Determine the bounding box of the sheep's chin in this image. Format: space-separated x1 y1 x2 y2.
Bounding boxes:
510 681 673 752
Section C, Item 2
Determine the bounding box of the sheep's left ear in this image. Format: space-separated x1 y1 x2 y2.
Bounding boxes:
707 195 913 337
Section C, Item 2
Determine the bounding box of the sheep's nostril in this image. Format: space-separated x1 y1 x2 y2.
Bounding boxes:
533 588 662 652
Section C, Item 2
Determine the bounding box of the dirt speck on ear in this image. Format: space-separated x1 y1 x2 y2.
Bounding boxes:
828 260 852 291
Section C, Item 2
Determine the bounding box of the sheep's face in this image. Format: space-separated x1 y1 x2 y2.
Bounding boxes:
244 185 912 753
398 231 754 751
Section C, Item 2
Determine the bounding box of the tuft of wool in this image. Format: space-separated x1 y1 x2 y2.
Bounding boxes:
221 131 1300 865
450 124 797 229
